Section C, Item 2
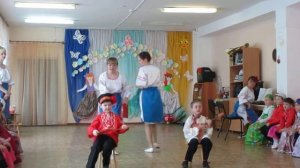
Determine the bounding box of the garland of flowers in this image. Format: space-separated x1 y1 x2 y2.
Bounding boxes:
70 34 192 82
71 41 181 77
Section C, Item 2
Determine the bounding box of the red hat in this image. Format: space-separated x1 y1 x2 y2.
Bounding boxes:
98 93 117 104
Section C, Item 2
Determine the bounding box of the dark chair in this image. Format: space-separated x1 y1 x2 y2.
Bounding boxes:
207 99 216 119
216 101 243 141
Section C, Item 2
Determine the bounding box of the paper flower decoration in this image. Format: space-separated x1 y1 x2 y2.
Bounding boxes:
71 35 167 77
77 58 83 66
72 62 78 68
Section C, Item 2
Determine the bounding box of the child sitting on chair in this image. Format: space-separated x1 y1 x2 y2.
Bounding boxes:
182 99 213 168
292 98 300 157
86 93 129 168
268 97 296 150
245 94 275 145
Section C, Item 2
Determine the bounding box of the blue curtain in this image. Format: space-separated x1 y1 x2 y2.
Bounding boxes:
65 29 90 122
113 30 144 118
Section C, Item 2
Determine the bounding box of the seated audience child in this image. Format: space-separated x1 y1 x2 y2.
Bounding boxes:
292 98 300 157
86 93 129 168
277 98 297 153
245 94 275 145
182 99 213 168
260 93 285 144
268 97 296 149
0 137 15 168
0 102 22 164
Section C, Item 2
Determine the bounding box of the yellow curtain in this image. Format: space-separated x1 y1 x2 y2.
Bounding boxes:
167 32 192 109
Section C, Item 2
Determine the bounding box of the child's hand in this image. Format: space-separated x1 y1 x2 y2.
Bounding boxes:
197 123 206 130
92 130 99 136
206 119 212 128
121 124 129 130
0 144 6 152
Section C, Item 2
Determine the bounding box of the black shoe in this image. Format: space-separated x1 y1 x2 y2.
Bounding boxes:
181 160 189 168
103 166 109 168
203 161 210 168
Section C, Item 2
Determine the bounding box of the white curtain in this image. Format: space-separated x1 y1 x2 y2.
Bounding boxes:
89 29 113 80
144 30 167 75
8 42 68 125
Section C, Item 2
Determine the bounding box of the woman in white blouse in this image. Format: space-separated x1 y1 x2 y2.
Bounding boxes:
0 46 14 120
136 51 163 153
98 57 130 116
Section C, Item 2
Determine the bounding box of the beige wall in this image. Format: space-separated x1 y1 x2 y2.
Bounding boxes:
0 16 9 47
9 27 64 42
195 14 277 91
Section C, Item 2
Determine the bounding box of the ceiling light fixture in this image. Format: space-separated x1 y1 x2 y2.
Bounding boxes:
15 2 76 9
25 17 74 24
162 7 217 13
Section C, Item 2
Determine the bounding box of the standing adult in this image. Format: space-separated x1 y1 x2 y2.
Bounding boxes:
0 46 14 121
136 51 163 153
98 57 129 155
98 57 130 116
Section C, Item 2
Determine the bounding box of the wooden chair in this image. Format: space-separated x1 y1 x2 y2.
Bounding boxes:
216 101 243 141
98 149 117 168
6 113 22 137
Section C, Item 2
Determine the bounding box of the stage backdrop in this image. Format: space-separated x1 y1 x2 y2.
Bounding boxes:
65 29 192 123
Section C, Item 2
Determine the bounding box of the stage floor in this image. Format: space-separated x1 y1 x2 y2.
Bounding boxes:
16 124 299 168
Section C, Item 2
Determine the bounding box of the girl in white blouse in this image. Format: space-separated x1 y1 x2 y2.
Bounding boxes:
0 46 14 120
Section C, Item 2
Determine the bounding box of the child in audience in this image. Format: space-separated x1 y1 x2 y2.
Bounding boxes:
292 98 300 157
182 99 213 168
277 98 297 153
0 102 22 164
245 94 275 145
260 93 285 144
268 97 296 149
0 137 15 168
86 93 129 168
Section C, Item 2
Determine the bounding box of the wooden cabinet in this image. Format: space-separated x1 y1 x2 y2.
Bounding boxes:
193 82 216 117
229 47 261 97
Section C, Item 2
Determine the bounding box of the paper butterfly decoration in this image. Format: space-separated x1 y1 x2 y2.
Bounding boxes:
184 71 193 81
180 55 188 62
73 30 86 44
70 51 80 59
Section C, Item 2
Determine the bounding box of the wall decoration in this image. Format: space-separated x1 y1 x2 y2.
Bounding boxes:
73 30 87 44
65 29 90 122
73 34 168 77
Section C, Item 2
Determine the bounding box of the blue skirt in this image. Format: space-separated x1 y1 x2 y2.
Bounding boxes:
228 100 258 123
98 93 122 116
0 83 10 119
140 87 163 123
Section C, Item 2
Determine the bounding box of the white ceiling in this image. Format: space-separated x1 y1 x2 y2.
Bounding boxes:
0 0 265 31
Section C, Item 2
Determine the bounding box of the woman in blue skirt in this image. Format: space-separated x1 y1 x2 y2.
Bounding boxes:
136 51 163 153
